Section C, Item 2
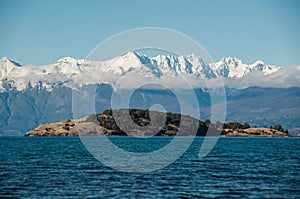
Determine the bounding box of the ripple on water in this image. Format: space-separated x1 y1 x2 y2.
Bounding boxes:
0 137 299 198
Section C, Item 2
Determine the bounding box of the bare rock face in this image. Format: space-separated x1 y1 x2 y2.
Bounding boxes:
25 115 117 136
25 119 78 136
224 128 288 137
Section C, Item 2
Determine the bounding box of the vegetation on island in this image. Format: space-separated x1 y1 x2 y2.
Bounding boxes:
25 108 289 137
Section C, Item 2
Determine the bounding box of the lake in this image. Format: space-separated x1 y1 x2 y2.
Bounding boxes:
0 137 299 198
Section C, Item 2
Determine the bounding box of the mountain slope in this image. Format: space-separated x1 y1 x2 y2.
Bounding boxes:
0 84 299 135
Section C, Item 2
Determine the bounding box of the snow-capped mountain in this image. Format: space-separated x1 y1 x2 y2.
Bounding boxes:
0 52 294 91
211 57 279 78
0 54 299 135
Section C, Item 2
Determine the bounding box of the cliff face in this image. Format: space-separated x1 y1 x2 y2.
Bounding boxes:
25 109 288 137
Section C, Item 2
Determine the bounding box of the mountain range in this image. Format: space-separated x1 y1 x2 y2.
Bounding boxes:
0 52 299 135
2 52 298 91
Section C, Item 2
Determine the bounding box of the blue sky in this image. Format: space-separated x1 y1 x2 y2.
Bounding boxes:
0 0 299 66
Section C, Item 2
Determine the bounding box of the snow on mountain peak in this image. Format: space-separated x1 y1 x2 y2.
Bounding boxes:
104 51 162 78
0 57 21 67
0 54 290 91
254 60 264 65
211 57 280 78
211 57 246 78
123 51 142 58
56 57 83 65
222 57 241 63
184 54 216 78
0 57 23 82
251 60 279 74
107 52 144 75
0 57 11 62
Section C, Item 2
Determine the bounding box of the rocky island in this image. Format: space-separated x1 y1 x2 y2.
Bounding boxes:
25 109 288 137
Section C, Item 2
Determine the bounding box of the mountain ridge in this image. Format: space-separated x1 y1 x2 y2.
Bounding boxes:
1 52 294 92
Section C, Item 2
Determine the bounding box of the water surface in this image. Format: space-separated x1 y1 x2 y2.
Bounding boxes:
0 137 299 198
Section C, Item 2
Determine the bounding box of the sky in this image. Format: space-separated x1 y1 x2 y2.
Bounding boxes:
0 0 299 66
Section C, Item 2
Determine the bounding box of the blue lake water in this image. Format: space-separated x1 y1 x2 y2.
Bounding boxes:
0 137 299 198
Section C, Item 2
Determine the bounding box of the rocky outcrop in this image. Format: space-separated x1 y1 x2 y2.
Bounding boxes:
25 109 289 137
223 128 288 137
25 109 197 137
25 114 121 136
